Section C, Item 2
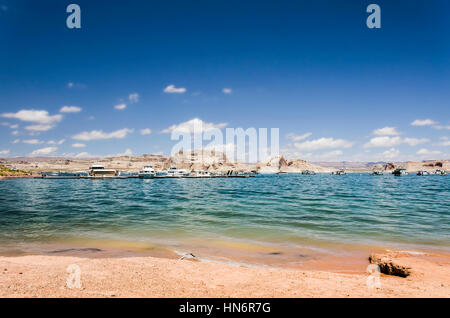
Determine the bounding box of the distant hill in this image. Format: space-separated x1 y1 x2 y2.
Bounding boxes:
0 154 448 174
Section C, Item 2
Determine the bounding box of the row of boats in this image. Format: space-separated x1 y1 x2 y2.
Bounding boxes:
304 168 447 176
40 165 257 179
39 164 448 179
390 168 447 176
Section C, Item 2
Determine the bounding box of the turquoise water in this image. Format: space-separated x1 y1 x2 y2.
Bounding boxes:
0 174 449 254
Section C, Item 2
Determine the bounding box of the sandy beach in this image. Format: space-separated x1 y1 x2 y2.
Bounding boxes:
1 250 449 298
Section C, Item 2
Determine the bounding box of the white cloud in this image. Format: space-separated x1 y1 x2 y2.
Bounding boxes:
317 150 344 159
11 130 19 136
48 139 65 145
403 137 429 146
72 143 86 148
411 119 437 126
363 136 428 148
29 146 57 156
114 104 127 110
140 128 152 135
0 149 10 156
433 125 450 130
120 149 133 156
1 109 62 124
222 88 232 94
60 106 82 113
437 140 450 146
74 152 97 158
363 136 402 148
286 132 312 142
129 93 139 103
293 137 353 151
23 139 44 145
25 124 53 131
163 84 186 94
416 148 442 156
1 122 19 129
379 148 400 159
373 126 400 136
12 139 20 144
67 82 85 89
162 118 227 134
72 128 134 141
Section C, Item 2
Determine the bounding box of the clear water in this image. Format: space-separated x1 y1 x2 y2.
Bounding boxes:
0 174 449 254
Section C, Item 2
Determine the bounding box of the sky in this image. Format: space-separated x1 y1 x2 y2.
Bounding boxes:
0 0 449 162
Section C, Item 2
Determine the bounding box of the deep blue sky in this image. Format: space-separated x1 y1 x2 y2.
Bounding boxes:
1 0 449 161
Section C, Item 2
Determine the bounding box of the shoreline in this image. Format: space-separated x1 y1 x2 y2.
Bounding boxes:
1 238 449 273
1 250 449 297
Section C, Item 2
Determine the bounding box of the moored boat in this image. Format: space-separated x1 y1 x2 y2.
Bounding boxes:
301 170 316 175
138 166 155 179
167 166 190 178
417 170 430 176
187 170 211 178
42 171 81 179
88 164 117 178
392 168 408 176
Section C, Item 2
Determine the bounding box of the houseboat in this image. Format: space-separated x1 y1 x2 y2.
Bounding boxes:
301 170 316 175
417 170 430 176
88 164 117 178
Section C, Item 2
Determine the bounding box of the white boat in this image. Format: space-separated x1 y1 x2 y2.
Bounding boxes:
167 166 190 178
89 164 117 178
393 168 408 176
188 170 211 178
138 166 155 179
417 170 430 176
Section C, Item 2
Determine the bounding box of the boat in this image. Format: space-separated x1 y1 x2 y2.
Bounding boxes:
118 171 138 178
435 169 447 175
42 171 81 179
392 168 408 176
88 164 117 178
417 170 430 176
187 170 212 178
301 170 316 175
166 166 190 178
138 166 155 179
371 170 383 175
332 170 346 175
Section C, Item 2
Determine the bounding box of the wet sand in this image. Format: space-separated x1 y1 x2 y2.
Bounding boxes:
1 247 449 297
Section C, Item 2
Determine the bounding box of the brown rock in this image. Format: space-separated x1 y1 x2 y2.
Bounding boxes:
369 253 411 277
